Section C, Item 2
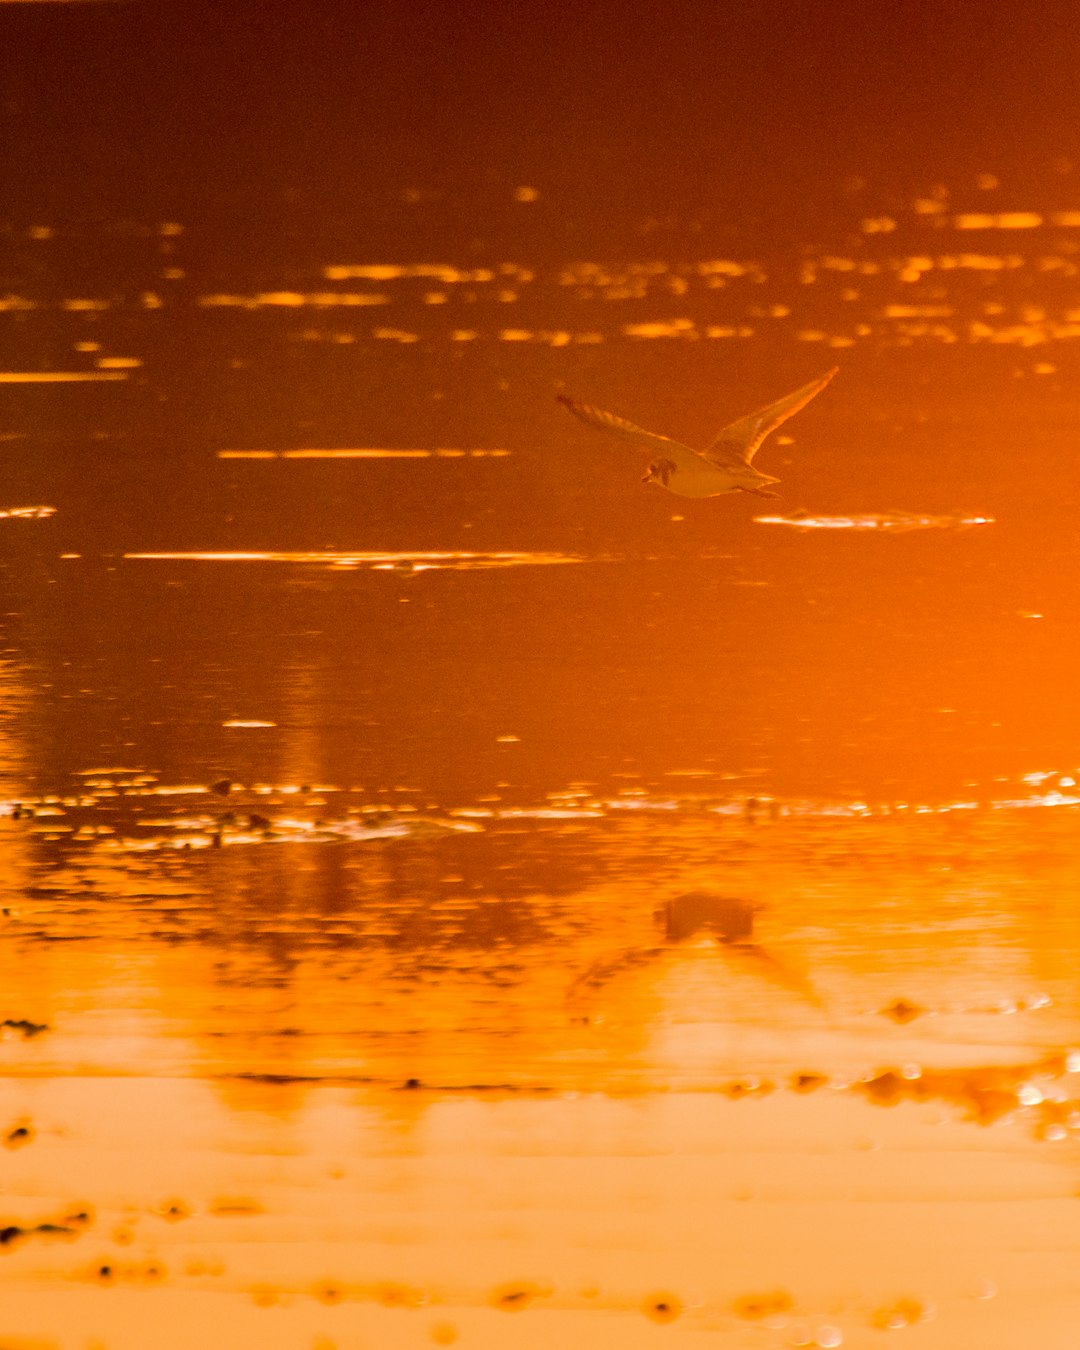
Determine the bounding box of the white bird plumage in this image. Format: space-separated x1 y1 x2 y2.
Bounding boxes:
557 367 838 498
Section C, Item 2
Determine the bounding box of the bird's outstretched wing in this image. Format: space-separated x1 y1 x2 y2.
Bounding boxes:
703 367 838 468
557 394 704 471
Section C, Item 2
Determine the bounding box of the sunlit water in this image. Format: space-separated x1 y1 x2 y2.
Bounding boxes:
6 177 1080 1346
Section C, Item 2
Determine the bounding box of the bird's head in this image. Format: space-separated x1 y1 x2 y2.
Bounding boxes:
642 458 674 487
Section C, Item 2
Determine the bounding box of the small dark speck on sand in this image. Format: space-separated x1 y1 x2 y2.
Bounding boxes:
732 1290 795 1320
791 1071 829 1092
642 1292 683 1323
880 998 925 1024
491 1281 545 1311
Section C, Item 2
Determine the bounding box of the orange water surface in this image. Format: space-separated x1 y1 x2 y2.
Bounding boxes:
5 791 1080 1348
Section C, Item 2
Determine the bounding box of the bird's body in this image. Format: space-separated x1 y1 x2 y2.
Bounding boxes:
556 367 838 498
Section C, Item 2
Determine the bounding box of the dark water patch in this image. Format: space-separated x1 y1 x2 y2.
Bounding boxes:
0 1018 50 1038
855 1050 1080 1135
0 1207 92 1252
660 891 756 943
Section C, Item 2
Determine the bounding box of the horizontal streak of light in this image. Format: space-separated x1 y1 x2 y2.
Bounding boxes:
754 513 994 532
197 292 390 308
0 506 55 520
124 550 581 567
953 212 1043 230
622 322 754 339
0 371 128 383
72 767 145 776
882 304 955 318
216 448 511 459
324 264 500 283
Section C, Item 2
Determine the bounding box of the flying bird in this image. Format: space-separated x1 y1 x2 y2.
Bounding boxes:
557 367 838 498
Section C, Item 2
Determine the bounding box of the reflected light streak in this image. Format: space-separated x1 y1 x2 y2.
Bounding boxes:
197 291 391 308
0 371 128 382
123 550 582 570
323 263 501 283
216 448 510 459
755 511 994 533
953 212 1043 230
8 770 1080 827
